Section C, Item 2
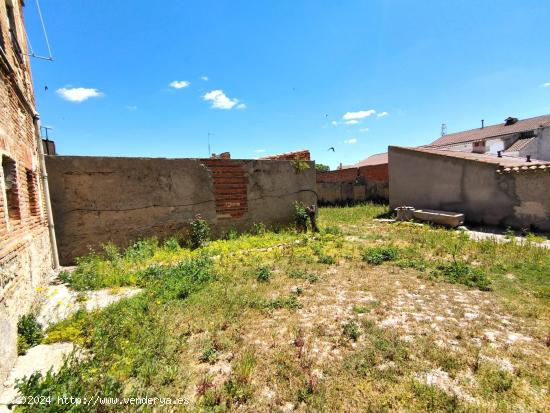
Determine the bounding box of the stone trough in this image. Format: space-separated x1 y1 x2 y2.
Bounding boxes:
395 206 465 227
411 209 465 227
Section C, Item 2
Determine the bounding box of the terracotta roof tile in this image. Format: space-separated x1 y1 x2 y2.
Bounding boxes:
503 137 536 153
427 114 550 147
352 152 388 167
392 146 550 168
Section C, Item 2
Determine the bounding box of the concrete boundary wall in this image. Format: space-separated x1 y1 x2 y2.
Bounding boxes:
46 156 316 264
389 146 550 231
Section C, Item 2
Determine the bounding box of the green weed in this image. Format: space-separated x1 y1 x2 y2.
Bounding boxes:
17 314 43 355
190 215 211 249
361 246 399 265
256 265 272 282
432 260 491 291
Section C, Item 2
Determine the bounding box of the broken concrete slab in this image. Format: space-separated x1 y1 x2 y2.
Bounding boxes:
0 343 74 412
36 282 141 328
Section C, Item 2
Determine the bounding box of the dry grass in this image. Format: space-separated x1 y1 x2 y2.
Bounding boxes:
16 204 550 412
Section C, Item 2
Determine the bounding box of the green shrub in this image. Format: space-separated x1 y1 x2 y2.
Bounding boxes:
480 367 514 393
190 214 211 249
250 223 267 235
352 301 379 314
290 159 310 173
318 253 335 265
343 321 361 341
294 202 309 232
17 314 43 354
315 163 330 172
289 269 319 283
141 255 215 301
44 311 88 346
199 344 218 364
256 265 272 282
124 239 157 261
323 226 342 235
102 243 121 264
17 335 30 356
163 237 181 251
223 228 239 240
361 246 399 265
432 261 491 291
67 252 104 290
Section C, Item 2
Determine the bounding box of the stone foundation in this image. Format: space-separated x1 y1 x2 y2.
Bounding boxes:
0 228 53 383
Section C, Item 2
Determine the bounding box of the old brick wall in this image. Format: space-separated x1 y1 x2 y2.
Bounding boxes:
0 1 54 383
46 156 316 265
316 165 389 204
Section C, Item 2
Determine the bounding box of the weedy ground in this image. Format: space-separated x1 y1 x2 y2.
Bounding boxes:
14 204 550 412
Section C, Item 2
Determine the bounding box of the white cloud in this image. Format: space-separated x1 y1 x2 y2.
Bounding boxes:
541 82 550 88
344 138 358 144
203 89 244 110
125 105 138 111
377 111 389 118
169 80 190 89
342 109 376 121
254 149 266 153
331 120 339 126
201 76 209 81
360 127 369 132
56 87 103 102
344 119 359 125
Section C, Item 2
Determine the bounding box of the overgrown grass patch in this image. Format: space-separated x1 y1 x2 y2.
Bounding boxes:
14 204 550 412
431 260 491 291
361 246 399 265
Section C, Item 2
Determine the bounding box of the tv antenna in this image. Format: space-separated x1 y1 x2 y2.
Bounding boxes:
40 125 53 139
207 132 214 156
25 0 54 61
441 123 447 136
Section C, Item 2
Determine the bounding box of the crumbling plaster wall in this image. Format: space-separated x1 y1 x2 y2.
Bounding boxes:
389 146 550 231
46 156 316 265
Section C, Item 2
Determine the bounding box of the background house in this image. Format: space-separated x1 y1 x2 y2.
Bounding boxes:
426 115 550 160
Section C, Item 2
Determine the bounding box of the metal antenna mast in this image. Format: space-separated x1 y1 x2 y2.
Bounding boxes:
25 0 54 61
441 123 447 136
207 132 214 157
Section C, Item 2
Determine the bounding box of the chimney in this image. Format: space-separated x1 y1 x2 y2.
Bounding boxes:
481 119 484 128
526 155 531 162
505 116 518 126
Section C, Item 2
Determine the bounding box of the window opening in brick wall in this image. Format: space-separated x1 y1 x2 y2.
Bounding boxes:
6 0 24 63
2 155 20 221
26 169 39 216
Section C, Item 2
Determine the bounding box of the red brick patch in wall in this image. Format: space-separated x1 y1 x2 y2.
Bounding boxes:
202 160 249 219
316 168 358 183
316 163 389 183
358 164 389 181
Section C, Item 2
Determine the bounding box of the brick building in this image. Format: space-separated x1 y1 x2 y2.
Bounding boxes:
0 0 56 382
316 153 389 204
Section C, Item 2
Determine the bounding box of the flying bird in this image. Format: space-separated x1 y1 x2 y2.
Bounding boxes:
44 86 48 91
328 147 335 152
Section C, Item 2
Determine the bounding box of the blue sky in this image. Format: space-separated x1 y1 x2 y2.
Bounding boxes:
24 0 550 168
